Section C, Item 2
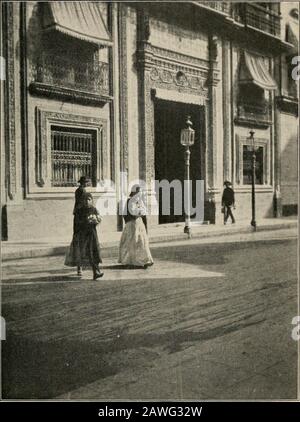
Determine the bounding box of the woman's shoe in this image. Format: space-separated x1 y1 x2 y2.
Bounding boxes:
143 262 154 269
93 271 104 280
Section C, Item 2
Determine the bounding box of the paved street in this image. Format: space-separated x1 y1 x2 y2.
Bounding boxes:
1 228 298 400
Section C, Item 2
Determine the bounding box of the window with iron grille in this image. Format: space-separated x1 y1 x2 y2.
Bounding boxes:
51 126 97 187
243 145 264 185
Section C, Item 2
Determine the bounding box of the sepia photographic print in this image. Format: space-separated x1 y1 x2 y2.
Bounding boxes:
0 0 299 406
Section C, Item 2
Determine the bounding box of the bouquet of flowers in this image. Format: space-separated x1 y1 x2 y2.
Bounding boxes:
129 198 147 217
87 214 101 225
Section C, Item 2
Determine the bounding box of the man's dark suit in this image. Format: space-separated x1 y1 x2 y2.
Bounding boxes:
222 187 235 224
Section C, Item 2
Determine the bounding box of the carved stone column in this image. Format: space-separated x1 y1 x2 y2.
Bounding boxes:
117 3 130 229
137 70 155 187
222 38 232 183
110 3 122 229
274 106 282 217
273 55 282 217
3 2 17 201
206 35 222 224
118 3 129 179
136 9 153 186
136 11 157 224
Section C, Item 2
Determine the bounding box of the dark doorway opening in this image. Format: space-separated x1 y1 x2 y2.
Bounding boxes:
154 99 205 224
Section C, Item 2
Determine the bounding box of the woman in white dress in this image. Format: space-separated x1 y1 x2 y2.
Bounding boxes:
119 185 154 268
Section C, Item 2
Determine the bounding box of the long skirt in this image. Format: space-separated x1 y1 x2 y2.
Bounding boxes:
65 227 102 268
119 218 153 266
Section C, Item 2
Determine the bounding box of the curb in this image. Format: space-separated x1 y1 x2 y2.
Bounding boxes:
1 221 297 262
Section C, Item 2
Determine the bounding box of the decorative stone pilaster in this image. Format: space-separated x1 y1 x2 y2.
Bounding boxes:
274 102 282 217
137 70 155 187
136 8 153 188
222 39 232 183
107 4 115 184
110 3 123 229
118 3 129 177
273 55 283 218
3 3 17 200
136 10 156 222
206 35 222 224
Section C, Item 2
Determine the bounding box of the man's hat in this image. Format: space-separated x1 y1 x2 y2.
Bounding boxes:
224 180 232 186
78 176 90 184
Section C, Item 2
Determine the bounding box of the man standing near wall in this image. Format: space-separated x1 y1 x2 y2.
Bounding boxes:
222 181 236 225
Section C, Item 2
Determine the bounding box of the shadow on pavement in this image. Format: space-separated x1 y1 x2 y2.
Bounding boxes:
2 317 266 399
151 238 296 267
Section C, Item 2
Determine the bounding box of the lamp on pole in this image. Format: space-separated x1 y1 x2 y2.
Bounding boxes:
249 129 257 231
180 116 195 238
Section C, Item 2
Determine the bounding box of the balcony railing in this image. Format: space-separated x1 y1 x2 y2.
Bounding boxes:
240 3 281 37
31 53 110 96
236 101 272 126
195 2 230 16
194 2 281 37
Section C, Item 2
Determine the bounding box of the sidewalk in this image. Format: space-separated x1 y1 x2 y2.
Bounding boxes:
1 217 298 262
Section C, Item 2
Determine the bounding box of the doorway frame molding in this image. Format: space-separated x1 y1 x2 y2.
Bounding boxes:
136 41 218 193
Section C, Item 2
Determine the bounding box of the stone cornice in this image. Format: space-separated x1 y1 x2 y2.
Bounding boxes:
29 83 113 106
137 42 211 75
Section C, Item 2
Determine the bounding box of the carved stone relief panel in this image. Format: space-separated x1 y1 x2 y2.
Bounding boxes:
138 42 211 96
149 67 208 95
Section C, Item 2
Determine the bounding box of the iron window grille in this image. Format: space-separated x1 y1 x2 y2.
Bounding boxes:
51 126 97 187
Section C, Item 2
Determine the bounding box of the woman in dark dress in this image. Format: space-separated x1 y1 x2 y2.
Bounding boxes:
65 193 104 280
73 176 90 275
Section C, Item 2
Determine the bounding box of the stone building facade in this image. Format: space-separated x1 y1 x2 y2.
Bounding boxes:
276 2 299 216
1 2 298 241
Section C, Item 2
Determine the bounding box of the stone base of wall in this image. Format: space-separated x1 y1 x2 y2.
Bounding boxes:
5 199 118 242
281 184 298 208
145 192 276 226
226 191 275 223
282 204 298 216
4 191 279 240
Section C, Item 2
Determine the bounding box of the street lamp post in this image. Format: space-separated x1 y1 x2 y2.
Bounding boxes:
249 129 257 231
180 116 195 239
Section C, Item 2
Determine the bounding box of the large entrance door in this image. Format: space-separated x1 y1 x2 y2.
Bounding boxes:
154 99 204 224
